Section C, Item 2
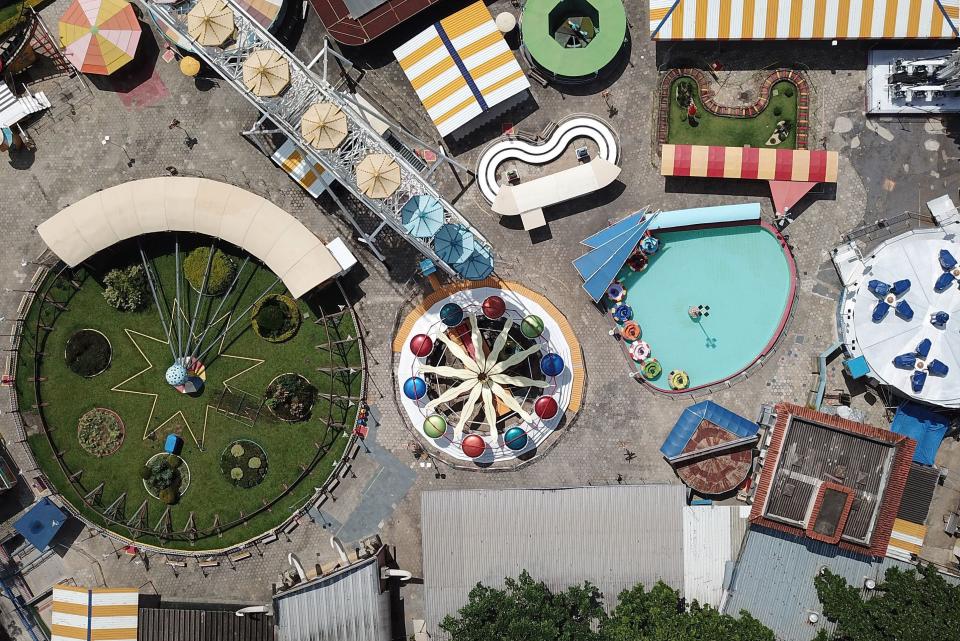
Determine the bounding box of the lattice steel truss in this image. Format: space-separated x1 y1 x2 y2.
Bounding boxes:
146 0 492 277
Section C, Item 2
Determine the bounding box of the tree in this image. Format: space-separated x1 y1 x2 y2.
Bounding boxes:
439 570 606 641
603 581 775 641
815 563 960 641
103 265 148 312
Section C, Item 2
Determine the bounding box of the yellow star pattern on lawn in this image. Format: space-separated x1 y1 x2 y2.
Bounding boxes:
110 305 263 451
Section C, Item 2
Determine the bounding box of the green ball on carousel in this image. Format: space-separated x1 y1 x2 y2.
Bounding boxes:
520 314 544 339
423 414 447 439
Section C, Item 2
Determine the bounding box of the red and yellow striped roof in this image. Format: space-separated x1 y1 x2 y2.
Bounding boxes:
661 144 839 183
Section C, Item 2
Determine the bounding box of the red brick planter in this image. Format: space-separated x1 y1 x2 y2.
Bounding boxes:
657 68 812 151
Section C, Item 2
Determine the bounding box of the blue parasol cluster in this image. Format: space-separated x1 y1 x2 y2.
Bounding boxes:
935 249 959 292
892 338 949 393
401 195 445 239
868 278 912 322
434 223 475 265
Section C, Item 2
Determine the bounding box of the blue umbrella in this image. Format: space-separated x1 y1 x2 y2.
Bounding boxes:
940 249 957 270
454 244 494 280
935 271 956 292
868 280 891 297
433 223 475 265
893 353 917 369
872 301 890 322
401 195 445 239
916 338 932 359
895 300 914 321
928 359 949 377
911 370 927 393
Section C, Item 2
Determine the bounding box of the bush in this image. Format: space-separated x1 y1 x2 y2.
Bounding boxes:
230 467 243 480
143 455 181 494
77 409 124 457
65 330 111 377
220 440 268 488
140 465 152 480
167 454 181 469
230 443 245 457
265 374 317 422
158 487 178 505
784 86 794 97
248 457 261 469
773 106 782 117
251 294 301 343
183 247 236 296
103 265 148 312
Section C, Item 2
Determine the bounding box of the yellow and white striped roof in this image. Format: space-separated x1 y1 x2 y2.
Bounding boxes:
52 584 139 641
650 0 960 40
394 1 530 137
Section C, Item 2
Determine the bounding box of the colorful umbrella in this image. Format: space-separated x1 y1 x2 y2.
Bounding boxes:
356 153 401 199
401 195 444 238
243 49 290 97
59 0 141 76
301 102 349 150
433 223 475 265
454 244 494 281
187 0 234 47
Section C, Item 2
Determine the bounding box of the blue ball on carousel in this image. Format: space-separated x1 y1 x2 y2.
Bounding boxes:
402 376 428 400
640 236 660 255
612 304 633 323
439 303 464 327
540 353 565 377
504 426 528 451
164 363 188 386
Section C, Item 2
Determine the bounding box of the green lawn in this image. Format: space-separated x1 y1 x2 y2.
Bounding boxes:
666 78 799 149
16 236 361 550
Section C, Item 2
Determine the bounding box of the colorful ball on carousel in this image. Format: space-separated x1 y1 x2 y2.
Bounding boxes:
534 395 559 420
409 334 434 357
440 303 464 327
402 376 427 400
423 414 447 439
504 426 528 451
165 363 188 386
482 295 506 320
520 314 544 338
540 353 565 377
461 434 486 458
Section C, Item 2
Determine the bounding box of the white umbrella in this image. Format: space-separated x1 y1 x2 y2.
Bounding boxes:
243 49 290 97
187 0 234 47
301 102 348 150
356 153 401 199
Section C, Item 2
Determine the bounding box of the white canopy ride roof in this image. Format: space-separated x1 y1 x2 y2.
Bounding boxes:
842 228 960 407
37 177 346 298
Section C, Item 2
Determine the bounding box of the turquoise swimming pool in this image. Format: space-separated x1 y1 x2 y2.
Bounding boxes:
617 224 793 391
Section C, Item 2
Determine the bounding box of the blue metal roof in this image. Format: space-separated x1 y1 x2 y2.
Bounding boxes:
660 401 758 459
891 402 949 466
13 498 66 551
574 213 656 302
579 211 645 249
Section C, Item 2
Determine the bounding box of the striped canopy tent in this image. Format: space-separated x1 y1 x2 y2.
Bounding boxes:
649 0 960 40
393 1 531 138
52 584 138 641
59 0 141 75
661 144 839 216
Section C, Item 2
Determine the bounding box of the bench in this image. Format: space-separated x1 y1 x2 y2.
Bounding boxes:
198 560 219 569
229 551 252 563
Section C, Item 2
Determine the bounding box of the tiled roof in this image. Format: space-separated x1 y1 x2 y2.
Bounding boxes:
750 403 915 557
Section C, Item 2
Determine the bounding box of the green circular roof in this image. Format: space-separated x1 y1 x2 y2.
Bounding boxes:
522 0 627 78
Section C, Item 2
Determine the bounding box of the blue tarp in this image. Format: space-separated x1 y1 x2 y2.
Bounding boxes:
891 402 949 465
660 400 759 459
13 498 66 551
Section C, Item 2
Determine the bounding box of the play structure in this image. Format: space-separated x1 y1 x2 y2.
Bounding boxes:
476 115 620 230
660 144 839 217
521 0 628 81
393 280 584 465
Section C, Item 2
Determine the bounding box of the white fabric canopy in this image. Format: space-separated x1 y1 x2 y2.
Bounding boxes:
37 177 343 298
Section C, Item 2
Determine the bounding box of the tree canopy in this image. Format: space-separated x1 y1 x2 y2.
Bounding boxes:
439 571 774 641
815 563 960 641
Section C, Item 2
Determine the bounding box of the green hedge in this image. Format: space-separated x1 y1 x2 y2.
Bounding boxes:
103 265 148 312
183 247 236 296
251 294 301 343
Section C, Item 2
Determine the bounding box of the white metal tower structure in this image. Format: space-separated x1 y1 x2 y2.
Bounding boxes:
146 0 492 277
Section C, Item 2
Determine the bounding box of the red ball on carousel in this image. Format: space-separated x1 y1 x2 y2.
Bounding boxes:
461 434 486 458
534 395 559 420
482 295 506 320
409 334 433 357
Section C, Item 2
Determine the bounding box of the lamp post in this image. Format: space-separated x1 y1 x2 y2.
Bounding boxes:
101 135 135 167
168 120 198 149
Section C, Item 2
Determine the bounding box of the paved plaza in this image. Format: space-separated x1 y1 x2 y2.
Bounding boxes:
2 0 960 637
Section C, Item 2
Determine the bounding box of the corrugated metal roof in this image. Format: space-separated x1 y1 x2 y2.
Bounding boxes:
138 607 274 641
898 463 940 525
724 527 918 641
273 557 391 641
421 485 686 639
682 505 751 606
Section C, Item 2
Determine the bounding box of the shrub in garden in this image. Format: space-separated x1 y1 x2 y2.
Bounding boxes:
265 374 317 422
65 330 111 377
773 106 782 117
784 86 794 97
140 466 152 480
220 440 268 488
144 456 182 496
103 265 148 312
183 247 236 296
251 294 301 342
167 454 181 469
77 409 124 457
158 487 178 505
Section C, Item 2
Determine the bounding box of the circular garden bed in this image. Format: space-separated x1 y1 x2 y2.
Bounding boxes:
141 453 191 504
265 373 317 422
65 329 112 377
77 408 124 457
184 247 237 296
251 294 301 343
220 440 268 488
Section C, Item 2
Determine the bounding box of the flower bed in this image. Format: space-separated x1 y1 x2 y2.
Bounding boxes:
265 373 317 422
251 294 301 343
141 453 191 504
77 408 125 457
219 440 268 488
65 329 112 377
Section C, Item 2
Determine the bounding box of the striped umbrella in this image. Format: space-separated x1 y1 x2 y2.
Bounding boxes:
59 0 141 75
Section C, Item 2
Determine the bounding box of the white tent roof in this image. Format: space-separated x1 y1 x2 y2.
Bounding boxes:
37 177 343 298
844 228 960 407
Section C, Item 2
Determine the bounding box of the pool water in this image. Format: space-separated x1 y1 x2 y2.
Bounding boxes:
618 225 792 391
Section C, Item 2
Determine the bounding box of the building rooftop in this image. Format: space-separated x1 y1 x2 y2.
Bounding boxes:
750 403 914 556
138 605 274 641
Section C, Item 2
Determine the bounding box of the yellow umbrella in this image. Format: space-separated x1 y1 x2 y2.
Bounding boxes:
179 55 201 77
301 102 348 150
243 49 290 97
356 154 401 199
187 0 234 47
